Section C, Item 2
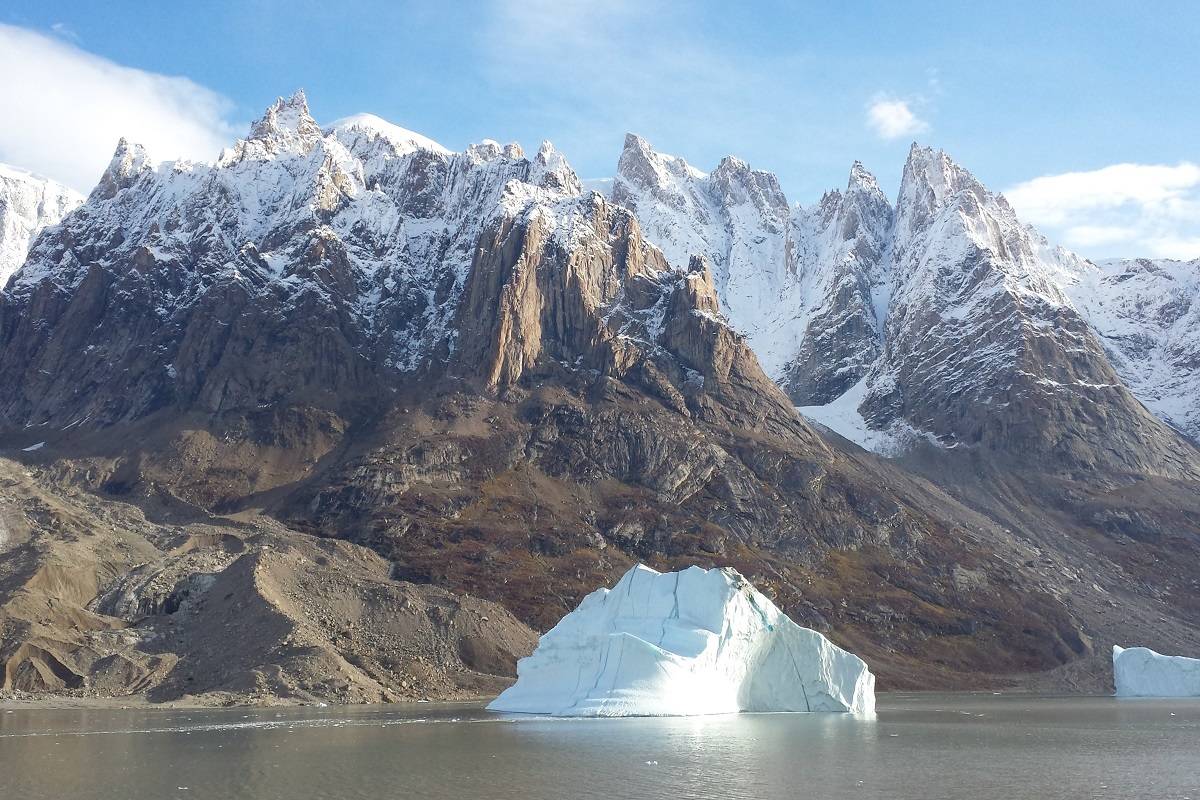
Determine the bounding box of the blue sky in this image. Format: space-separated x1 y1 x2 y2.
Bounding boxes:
2 0 1198 258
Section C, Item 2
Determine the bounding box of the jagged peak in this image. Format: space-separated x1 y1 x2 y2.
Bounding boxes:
709 155 788 217
616 133 706 185
713 154 751 174
621 132 652 154
249 90 320 143
529 140 582 195
466 139 524 162
847 161 882 194
217 90 323 164
898 142 988 214
91 137 153 200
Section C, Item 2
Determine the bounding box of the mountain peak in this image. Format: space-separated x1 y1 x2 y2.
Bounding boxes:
0 165 84 287
616 134 705 190
898 143 987 214
621 132 652 155
465 139 524 162
92 137 152 200
714 155 750 173
847 161 881 193
530 140 582 194
239 89 322 158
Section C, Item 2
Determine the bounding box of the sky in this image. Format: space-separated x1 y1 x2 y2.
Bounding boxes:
1 0 1198 260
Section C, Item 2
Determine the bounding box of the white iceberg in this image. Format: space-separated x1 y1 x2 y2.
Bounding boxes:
488 564 876 716
1113 645 1200 697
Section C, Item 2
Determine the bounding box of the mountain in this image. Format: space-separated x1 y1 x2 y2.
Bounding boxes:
0 164 83 288
612 137 1200 477
0 92 1198 702
1063 257 1200 443
613 135 895 408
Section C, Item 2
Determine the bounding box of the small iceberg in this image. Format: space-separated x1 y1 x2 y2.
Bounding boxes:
488 564 875 716
1113 645 1200 697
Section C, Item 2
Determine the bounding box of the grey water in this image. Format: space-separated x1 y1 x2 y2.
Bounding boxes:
1 694 1198 799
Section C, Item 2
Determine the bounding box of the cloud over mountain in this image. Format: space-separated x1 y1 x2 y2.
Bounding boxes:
0 23 238 192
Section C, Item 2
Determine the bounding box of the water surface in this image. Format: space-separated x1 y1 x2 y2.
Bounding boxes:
2 694 1197 799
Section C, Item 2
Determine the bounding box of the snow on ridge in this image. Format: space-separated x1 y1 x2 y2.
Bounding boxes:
797 377 942 455
8 94 1194 453
326 113 451 157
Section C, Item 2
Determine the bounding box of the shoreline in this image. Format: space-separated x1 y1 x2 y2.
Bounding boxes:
0 693 498 711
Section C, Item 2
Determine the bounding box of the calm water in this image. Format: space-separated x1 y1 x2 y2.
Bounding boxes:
1 694 1198 799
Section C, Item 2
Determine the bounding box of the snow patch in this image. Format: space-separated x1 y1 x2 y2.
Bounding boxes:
797 378 940 455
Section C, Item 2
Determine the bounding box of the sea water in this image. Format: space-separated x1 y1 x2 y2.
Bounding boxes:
1 694 1197 799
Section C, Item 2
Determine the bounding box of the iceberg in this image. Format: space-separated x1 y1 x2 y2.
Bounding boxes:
488 564 875 716
1113 645 1200 697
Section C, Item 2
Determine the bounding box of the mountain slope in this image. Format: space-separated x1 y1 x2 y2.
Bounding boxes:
0 456 536 703
864 146 1197 476
0 164 83 289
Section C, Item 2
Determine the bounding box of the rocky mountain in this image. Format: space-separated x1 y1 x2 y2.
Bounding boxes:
0 92 1198 703
612 137 1200 477
0 164 82 289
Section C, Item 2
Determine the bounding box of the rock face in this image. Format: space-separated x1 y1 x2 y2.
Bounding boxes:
0 164 82 289
488 564 875 715
1112 645 1200 697
866 147 1197 475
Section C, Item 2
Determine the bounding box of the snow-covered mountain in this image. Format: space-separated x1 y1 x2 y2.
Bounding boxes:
0 91 794 435
610 137 1199 475
612 136 896 410
1064 257 1200 442
0 164 83 288
3 95 1195 476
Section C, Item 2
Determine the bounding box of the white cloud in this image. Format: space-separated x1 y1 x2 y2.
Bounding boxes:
865 97 929 140
1005 162 1200 259
0 24 238 192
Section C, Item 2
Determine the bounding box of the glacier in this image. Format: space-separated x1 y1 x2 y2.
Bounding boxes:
1113 645 1200 697
487 564 876 716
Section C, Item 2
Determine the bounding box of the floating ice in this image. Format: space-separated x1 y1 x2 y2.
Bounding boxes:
1113 645 1200 697
488 564 875 716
